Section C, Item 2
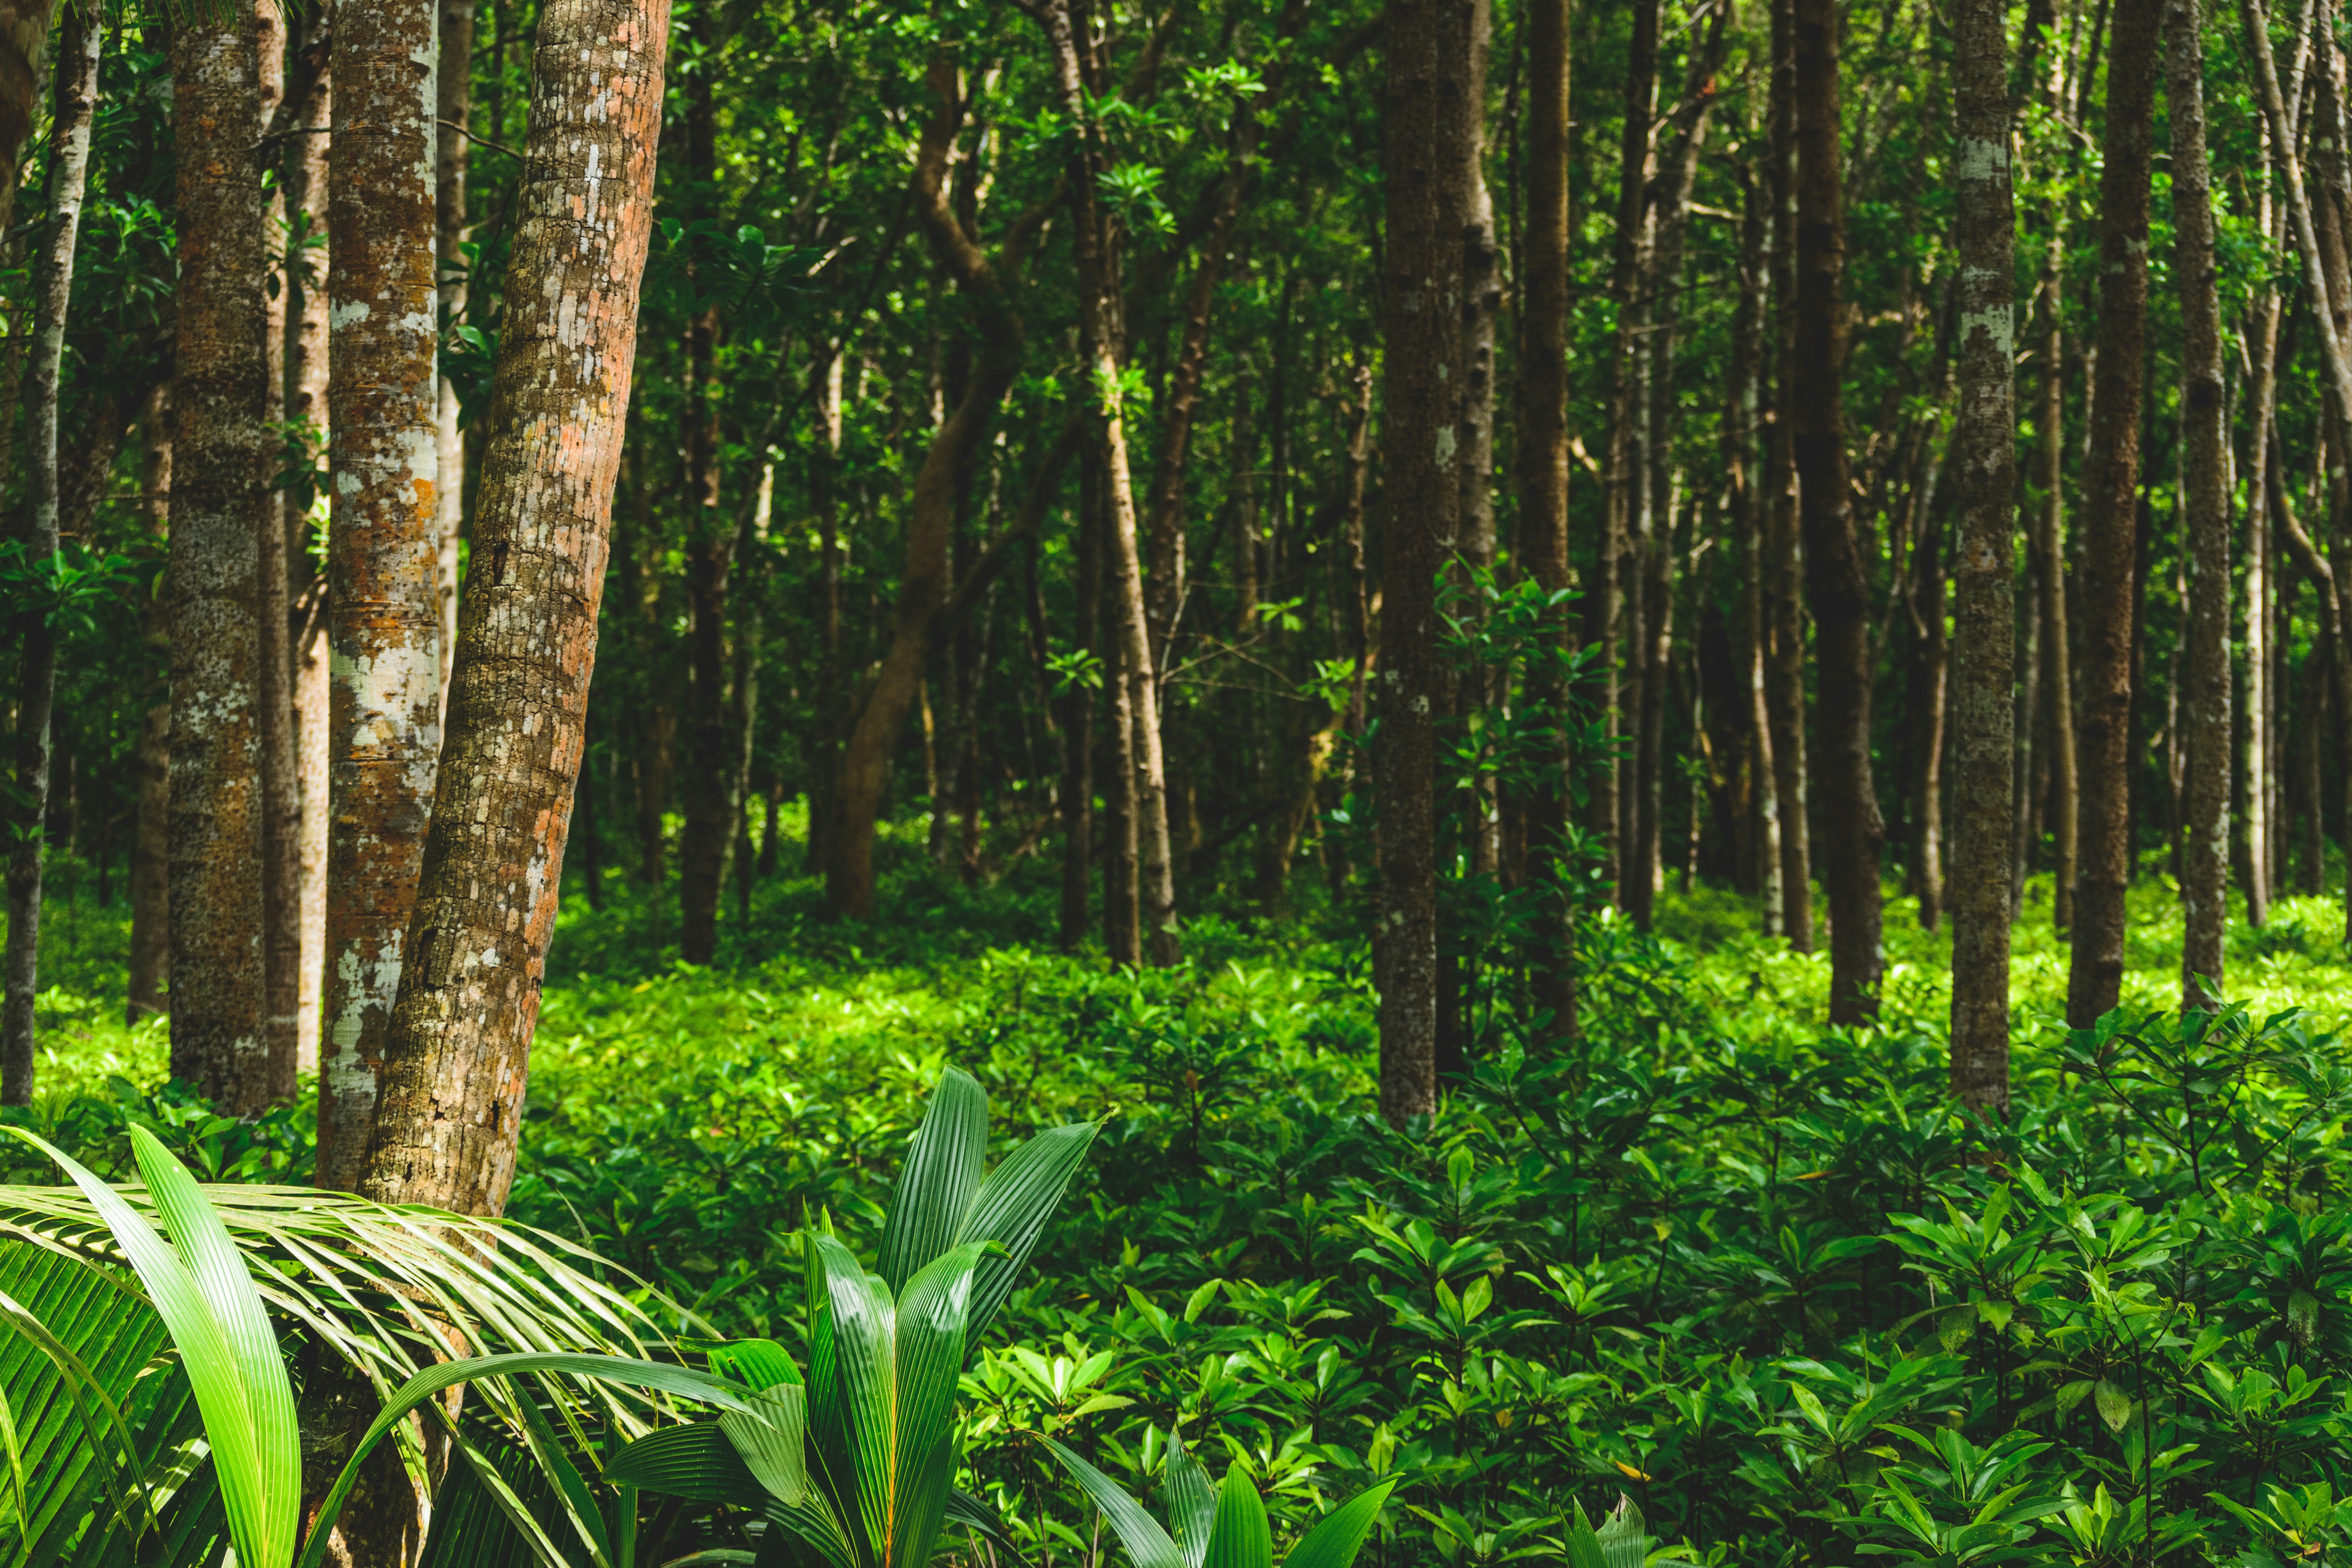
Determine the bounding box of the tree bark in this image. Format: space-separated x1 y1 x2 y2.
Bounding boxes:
168 2 273 1111
318 0 445 1190
2172 0 2232 1007
1374 0 1469 1123
1948 0 2016 1118
1517 0 1577 1031
828 58 1024 920
129 387 172 1026
2065 0 2160 1029
1 2 101 1105
1763 0 1813 951
437 0 474 710
1907 494 1949 931
287 7 332 1076
1060 442 1100 952
2034 250 2077 933
1730 164 1784 933
256 2 301 1108
1793 0 1882 1022
358 0 670 1216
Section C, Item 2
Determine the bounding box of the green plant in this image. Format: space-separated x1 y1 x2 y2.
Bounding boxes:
1044 1424 1394 1568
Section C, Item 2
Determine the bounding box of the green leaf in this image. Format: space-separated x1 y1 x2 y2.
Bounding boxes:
2094 1380 2134 1435
1040 1434 1185 1568
2 1125 285 1568
1595 1495 1646 1568
1205 1467 1272 1568
958 1121 1100 1350
879 1070 989 1294
1167 1434 1218 1568
887 1242 988 1568
604 1423 766 1507
1279 1482 1394 1568
704 1337 805 1392
721 1383 808 1506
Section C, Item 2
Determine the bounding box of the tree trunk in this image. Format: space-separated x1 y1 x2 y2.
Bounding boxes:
129 388 172 1025
358 0 671 1215
1039 0 1181 966
1100 454 1140 963
1793 0 1882 1022
1517 0 1578 1031
1764 0 1813 951
437 0 474 710
1730 165 1784 934
808 355 845 874
2242 301 2281 928
730 459 771 928
1597 0 1659 900
1948 0 2016 1118
1060 443 1099 952
2034 251 2077 933
2065 0 2160 1029
287 8 332 1076
1908 494 1949 931
168 0 273 1111
318 0 445 1190
1374 0 1469 1123
829 58 1023 920
1458 0 1501 884
256 2 302 1108
679 31 732 963
2173 0 2232 1007
1 2 100 1105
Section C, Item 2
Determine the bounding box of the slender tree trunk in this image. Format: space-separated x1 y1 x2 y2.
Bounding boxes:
1764 0 1813 951
437 0 474 711
129 388 172 1025
2066 0 2160 1028
1793 0 1883 1022
730 458 771 927
679 33 732 963
1 4 101 1105
1458 0 1501 884
318 0 445 1190
1100 458 1140 962
2034 254 2078 932
1040 0 1181 966
1731 166 1785 935
2242 299 2281 927
1950 0 2016 1118
1909 495 1949 931
2174 0 2232 1007
829 59 1023 919
255 4 302 1108
358 0 671 1214
1374 0 1469 1123
1598 0 1659 899
288 9 332 1075
1517 0 1578 1034
168 1 273 1111
807 357 844 871
1060 445 1099 952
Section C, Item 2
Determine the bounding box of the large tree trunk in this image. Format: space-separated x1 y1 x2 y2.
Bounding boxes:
1947 0 2016 1118
1 3 100 1105
828 59 1023 920
1763 0 1813 951
2173 0 2232 1007
1374 0 1469 1123
2065 0 2160 1028
1040 0 1181 966
167 1 273 1111
1517 0 1578 1033
317 0 445 1191
358 0 671 1214
2033 250 2077 933
437 0 474 708
679 29 733 963
1457 0 1500 886
1793 0 1883 1023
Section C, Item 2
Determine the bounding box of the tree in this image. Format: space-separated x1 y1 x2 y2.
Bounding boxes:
1 2 100 1106
2065 0 2160 1029
1375 0 1470 1123
1793 0 1883 1023
2172 0 2231 1008
1762 0 1813 951
1518 0 1575 1036
827 57 1027 921
1947 0 2016 1117
167 0 272 1112
317 0 446 1189
359 0 673 1215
